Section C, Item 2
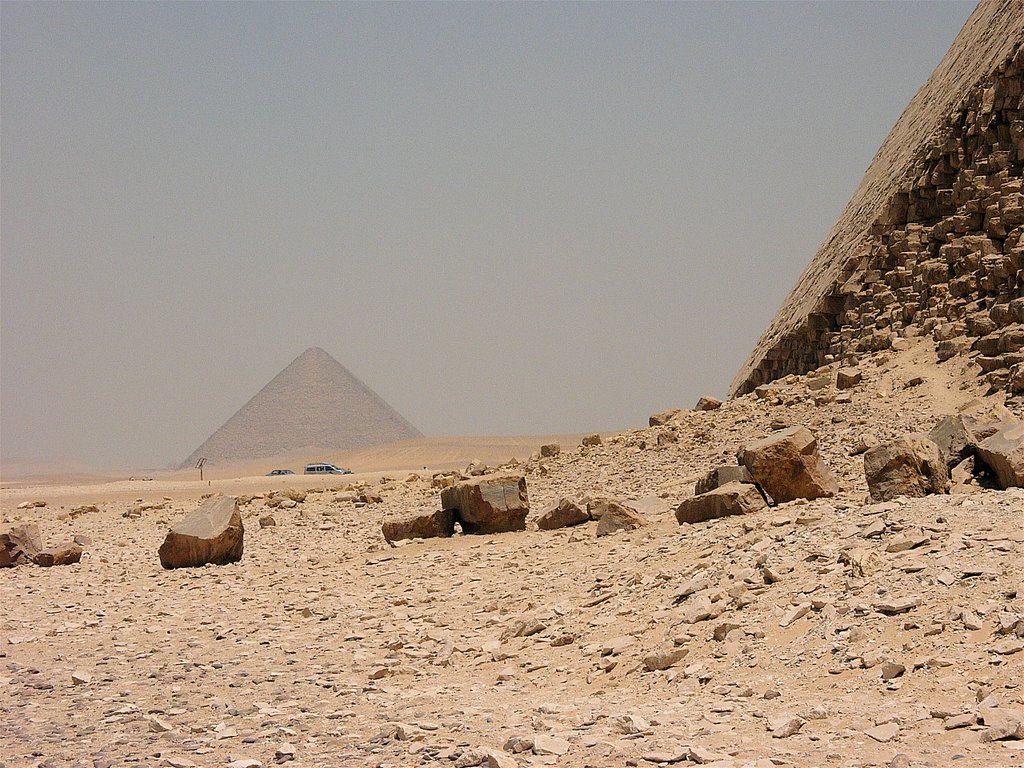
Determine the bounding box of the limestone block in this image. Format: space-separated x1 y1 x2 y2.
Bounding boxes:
0 524 43 567
33 542 83 567
928 415 975 468
975 422 1024 488
864 435 950 501
158 495 244 569
1009 363 1024 394
836 367 863 389
440 474 529 534
587 498 646 537
936 337 970 361
675 482 767 525
738 426 839 503
536 498 589 531
382 510 455 543
961 400 1018 441
693 396 722 411
649 408 682 427
694 465 757 496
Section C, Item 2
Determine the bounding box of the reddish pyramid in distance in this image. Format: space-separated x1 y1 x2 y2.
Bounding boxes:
182 347 422 467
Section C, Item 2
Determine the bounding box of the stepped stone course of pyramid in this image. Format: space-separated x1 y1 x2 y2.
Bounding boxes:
732 0 1024 397
183 347 422 467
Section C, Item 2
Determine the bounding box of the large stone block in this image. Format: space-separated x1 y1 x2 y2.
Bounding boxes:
693 396 722 411
536 498 589 531
584 497 646 537
675 482 767 525
975 422 1024 489
863 435 950 502
738 426 839 503
694 465 756 496
928 415 974 469
0 524 43 567
649 408 682 427
381 510 455 543
158 495 244 569
836 367 863 389
593 500 646 537
33 542 83 567
960 399 1018 441
440 474 529 534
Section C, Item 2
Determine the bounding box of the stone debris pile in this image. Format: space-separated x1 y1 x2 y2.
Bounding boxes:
3 355 1024 768
0 523 82 568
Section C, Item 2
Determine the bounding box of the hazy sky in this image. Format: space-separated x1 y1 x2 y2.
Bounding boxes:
2 1 976 470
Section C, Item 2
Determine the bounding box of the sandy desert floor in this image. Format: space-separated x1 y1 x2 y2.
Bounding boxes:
2 337 1023 768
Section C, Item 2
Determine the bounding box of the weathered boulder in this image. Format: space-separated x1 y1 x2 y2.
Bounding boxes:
1009 362 1024 394
642 647 689 671
975 422 1024 489
440 474 529 534
536 498 589 530
694 396 722 411
863 435 950 502
836 367 863 389
805 374 831 391
381 509 456 543
649 408 682 427
738 426 839 503
581 433 602 447
960 399 1018 442
33 542 83 567
675 482 767 524
928 415 975 469
694 465 756 496
0 524 43 567
158 495 244 569
588 498 646 537
539 443 561 458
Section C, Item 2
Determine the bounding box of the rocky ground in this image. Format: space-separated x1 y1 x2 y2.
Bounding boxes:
2 336 1023 768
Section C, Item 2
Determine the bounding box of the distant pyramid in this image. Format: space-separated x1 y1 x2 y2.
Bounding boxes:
182 347 422 467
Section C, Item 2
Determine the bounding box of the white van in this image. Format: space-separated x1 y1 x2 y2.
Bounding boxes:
304 462 352 475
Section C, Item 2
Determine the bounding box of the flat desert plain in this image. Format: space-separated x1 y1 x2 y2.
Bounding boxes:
2 340 1023 768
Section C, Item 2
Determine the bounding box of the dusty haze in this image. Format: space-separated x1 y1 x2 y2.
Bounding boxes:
1 2 976 470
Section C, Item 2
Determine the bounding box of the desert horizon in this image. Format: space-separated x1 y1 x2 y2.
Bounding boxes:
0 432 597 494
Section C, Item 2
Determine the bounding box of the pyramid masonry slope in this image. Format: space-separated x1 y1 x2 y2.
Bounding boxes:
182 347 422 468
732 0 1024 396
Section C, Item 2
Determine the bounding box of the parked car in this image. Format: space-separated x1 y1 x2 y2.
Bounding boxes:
304 462 352 475
267 469 295 476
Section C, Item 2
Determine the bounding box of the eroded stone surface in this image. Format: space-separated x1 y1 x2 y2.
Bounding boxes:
381 509 455 543
975 422 1024 489
693 465 756 496
440 474 529 534
738 425 839 503
675 482 767 524
158 495 244 569
864 434 950 501
0 524 43 567
536 498 589 531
